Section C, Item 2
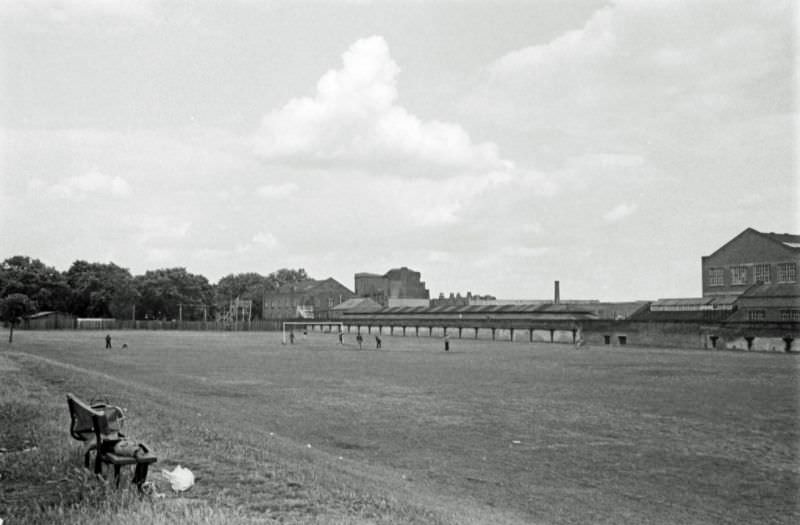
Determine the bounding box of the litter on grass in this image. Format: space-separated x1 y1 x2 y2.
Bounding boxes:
161 465 195 492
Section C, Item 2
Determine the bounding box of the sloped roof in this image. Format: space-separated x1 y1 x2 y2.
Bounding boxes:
276 278 352 294
652 297 714 307
333 297 382 311
25 311 55 319
276 279 320 293
704 228 800 259
739 282 800 298
763 231 800 248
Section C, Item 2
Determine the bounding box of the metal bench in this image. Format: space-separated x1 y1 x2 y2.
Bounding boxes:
66 393 157 490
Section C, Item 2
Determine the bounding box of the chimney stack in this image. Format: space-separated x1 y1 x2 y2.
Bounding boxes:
554 280 560 305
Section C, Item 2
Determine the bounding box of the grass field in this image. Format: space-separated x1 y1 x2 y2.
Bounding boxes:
1 330 799 524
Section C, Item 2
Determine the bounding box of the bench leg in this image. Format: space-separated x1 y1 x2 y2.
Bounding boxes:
114 464 122 487
132 463 150 488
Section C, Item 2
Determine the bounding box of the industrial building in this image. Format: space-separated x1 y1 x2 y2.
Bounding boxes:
702 228 799 298
354 267 430 307
262 278 355 321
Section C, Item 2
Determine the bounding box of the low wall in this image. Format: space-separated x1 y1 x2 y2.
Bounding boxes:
582 320 798 352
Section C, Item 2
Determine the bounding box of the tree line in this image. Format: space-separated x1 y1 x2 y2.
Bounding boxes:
0 255 309 322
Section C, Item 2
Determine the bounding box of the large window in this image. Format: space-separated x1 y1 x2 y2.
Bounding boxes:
747 310 766 321
708 268 724 287
731 266 748 285
753 263 771 283
777 263 797 283
780 310 800 322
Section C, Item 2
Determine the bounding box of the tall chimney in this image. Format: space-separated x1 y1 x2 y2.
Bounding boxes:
554 280 560 305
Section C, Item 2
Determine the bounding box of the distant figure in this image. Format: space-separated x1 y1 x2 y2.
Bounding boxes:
289 331 295 344
356 333 363 349
105 334 112 349
121 343 128 349
338 331 344 344
375 335 382 349
444 335 450 352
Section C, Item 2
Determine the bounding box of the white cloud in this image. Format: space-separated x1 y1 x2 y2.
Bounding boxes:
45 170 131 199
252 232 279 249
1 0 159 22
603 203 638 223
476 0 793 154
256 183 298 199
254 35 508 173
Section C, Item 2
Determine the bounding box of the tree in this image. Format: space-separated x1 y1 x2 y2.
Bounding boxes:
0 293 35 343
65 260 139 318
215 273 272 319
0 256 71 312
134 268 214 321
270 268 308 286
214 269 309 320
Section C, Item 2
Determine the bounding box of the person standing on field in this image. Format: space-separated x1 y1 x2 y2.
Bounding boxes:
338 331 344 344
356 333 363 349
375 335 382 349
444 334 450 352
105 334 112 349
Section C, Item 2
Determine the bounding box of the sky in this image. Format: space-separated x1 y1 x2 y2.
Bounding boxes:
0 0 796 301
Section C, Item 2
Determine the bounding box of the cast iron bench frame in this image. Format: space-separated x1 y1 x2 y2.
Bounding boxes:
66 393 157 490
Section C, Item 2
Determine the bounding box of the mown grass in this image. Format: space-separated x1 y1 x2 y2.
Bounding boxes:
2 330 799 524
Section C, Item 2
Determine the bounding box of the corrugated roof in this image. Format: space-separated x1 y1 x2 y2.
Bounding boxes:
652 297 713 307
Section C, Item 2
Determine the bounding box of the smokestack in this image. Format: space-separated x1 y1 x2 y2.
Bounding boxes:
554 280 560 305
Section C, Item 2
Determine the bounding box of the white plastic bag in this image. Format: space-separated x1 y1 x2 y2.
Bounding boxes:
161 465 195 492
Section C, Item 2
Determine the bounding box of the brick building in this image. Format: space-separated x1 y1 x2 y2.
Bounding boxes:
354 267 430 306
725 282 800 323
702 228 799 298
263 278 355 320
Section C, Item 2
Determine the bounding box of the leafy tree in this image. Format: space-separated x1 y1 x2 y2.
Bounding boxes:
215 273 272 319
0 256 70 312
270 268 308 286
134 268 214 321
65 260 139 318
0 293 35 343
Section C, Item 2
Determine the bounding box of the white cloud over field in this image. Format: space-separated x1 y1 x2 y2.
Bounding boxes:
30 170 131 199
254 36 508 174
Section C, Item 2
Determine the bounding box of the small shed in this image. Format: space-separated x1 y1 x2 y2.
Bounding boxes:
23 311 77 329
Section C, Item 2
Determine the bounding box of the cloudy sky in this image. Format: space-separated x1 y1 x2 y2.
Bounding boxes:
0 0 796 301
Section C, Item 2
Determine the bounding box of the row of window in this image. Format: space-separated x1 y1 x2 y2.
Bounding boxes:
747 309 800 321
708 262 797 286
